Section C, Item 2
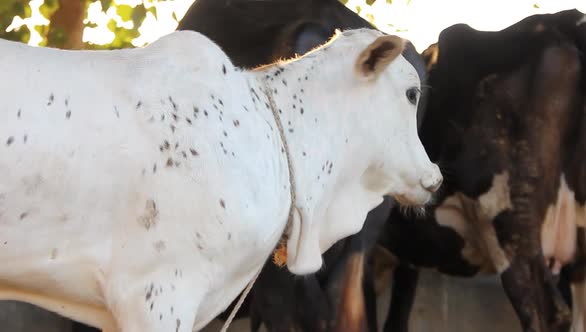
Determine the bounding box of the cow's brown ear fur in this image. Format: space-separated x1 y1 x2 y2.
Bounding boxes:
355 35 405 81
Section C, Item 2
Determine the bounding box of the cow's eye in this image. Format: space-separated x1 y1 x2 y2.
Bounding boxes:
406 87 420 105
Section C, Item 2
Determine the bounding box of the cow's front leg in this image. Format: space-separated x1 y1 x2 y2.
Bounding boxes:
106 271 203 332
501 255 571 332
363 261 379 332
333 252 368 332
383 263 419 332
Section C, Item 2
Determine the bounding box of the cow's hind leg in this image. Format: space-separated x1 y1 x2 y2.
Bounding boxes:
568 225 586 332
571 280 586 332
106 271 203 332
501 255 571 332
544 268 572 332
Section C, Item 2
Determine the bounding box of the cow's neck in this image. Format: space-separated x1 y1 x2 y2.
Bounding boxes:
253 59 386 267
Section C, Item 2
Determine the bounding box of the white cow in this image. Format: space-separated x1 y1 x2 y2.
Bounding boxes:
0 28 441 331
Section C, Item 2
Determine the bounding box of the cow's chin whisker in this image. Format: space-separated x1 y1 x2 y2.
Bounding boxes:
398 204 428 219
393 194 425 207
392 193 436 219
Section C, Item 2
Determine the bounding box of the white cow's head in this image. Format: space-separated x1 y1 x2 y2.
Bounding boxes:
283 29 442 274
352 32 442 206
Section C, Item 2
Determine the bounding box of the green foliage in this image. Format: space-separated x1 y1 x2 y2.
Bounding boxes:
0 0 32 42
0 0 31 18
99 0 112 12
131 4 147 27
148 6 157 19
39 0 58 19
0 0 166 49
99 2 149 49
116 4 133 21
89 17 140 49
3 24 31 43
0 0 410 50
47 24 67 46
114 3 147 30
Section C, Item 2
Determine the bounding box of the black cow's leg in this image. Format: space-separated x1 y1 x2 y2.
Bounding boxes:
295 276 331 332
558 265 573 307
566 226 586 331
501 257 543 332
543 266 572 332
363 261 378 332
501 255 571 332
250 309 262 332
383 263 419 332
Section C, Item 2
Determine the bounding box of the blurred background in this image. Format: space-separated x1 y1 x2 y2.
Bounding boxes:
2 0 586 52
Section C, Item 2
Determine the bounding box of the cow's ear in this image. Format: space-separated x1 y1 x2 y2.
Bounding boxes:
422 43 439 72
291 22 332 55
355 35 405 81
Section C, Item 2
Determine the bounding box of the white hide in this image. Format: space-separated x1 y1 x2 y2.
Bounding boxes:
435 194 493 272
541 175 581 274
540 176 586 332
0 29 439 332
436 171 586 281
435 172 512 273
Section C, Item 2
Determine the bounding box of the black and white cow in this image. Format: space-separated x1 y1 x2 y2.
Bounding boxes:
378 9 586 332
0 28 442 332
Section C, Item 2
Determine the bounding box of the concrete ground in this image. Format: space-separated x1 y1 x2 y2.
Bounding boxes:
0 301 73 332
0 269 521 332
201 269 521 332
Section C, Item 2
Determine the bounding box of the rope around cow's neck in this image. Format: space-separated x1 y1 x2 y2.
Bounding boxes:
218 267 260 332
219 78 297 332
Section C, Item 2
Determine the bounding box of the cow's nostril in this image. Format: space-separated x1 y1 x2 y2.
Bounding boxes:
421 176 442 193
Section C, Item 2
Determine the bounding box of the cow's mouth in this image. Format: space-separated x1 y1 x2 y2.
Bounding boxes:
392 189 433 207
